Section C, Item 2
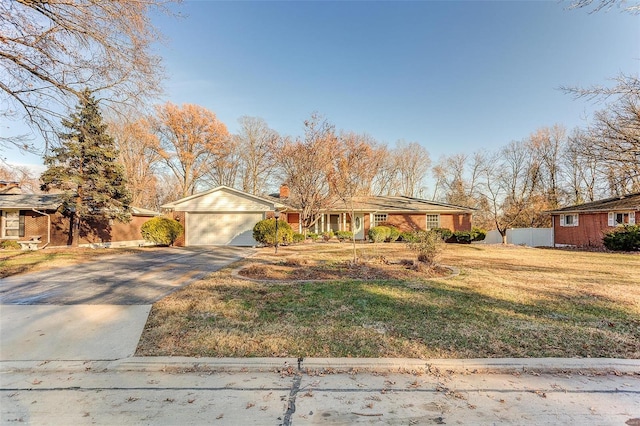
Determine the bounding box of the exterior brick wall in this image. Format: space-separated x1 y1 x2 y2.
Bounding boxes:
169 211 186 247
439 213 472 232
385 213 425 232
552 212 639 247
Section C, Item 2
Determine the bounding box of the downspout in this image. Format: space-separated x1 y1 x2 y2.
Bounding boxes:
31 208 51 249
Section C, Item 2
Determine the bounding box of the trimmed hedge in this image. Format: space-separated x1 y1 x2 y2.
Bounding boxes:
603 225 640 251
387 226 400 242
141 217 184 246
0 240 21 250
253 218 293 246
322 231 334 241
307 232 319 241
293 232 306 243
368 226 391 243
432 227 453 241
335 230 354 242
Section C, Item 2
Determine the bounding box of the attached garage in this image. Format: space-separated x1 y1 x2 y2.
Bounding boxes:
186 212 263 246
161 186 286 247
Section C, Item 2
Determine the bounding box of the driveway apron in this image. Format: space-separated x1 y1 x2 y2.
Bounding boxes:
0 247 252 361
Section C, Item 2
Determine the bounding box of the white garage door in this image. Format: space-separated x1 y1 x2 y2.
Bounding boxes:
186 212 263 246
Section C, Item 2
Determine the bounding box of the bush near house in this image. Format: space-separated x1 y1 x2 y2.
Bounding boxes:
432 227 453 241
335 230 354 242
398 231 417 242
307 232 319 241
253 218 294 246
368 226 391 243
0 240 21 250
406 230 444 264
321 231 334 241
387 226 400 242
471 227 487 242
141 217 183 246
603 225 640 251
292 232 306 243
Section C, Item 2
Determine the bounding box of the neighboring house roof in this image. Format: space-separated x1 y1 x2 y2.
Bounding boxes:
0 193 63 210
131 206 162 217
161 185 289 210
0 193 159 216
547 192 640 214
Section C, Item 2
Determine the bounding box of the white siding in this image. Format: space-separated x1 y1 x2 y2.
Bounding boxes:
174 189 273 212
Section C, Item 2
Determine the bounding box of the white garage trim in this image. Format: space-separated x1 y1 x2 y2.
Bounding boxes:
186 212 264 246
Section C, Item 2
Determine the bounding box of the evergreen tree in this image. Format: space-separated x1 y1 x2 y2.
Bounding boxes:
41 89 132 245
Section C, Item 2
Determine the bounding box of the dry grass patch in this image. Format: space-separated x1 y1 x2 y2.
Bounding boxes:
137 243 640 359
0 246 148 278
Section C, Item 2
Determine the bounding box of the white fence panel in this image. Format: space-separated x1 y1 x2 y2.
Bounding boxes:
481 228 553 247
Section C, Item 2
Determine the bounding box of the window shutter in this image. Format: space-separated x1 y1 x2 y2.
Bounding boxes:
19 211 25 237
608 212 615 227
560 215 565 226
574 214 578 226
630 212 636 225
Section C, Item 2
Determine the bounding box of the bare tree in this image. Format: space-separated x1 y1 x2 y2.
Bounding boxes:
0 0 176 152
328 132 381 262
204 134 240 188
150 102 229 197
235 116 280 194
278 113 338 232
566 0 639 13
394 141 431 197
106 116 162 209
0 163 39 193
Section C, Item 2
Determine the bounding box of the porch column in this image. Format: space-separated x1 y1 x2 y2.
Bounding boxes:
321 214 325 232
342 213 346 231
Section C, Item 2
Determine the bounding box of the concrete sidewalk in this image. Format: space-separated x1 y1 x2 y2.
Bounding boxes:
2 357 639 425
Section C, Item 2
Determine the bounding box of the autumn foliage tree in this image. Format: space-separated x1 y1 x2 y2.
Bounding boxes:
151 102 230 197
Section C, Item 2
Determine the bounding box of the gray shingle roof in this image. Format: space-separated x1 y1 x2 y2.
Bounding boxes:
547 192 640 214
0 193 63 210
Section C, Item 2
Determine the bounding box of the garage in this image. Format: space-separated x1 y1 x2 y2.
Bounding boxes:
186 212 263 246
161 186 286 247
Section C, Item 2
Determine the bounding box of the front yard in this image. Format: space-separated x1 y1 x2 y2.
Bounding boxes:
136 243 640 359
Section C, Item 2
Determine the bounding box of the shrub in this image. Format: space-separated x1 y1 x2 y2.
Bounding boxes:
406 230 444 264
252 218 293 246
471 227 487 242
321 231 334 241
603 225 640 251
368 226 391 243
141 217 184 246
335 230 354 242
398 231 417 242
307 232 319 241
0 240 21 250
292 232 305 243
387 226 400 242
452 231 472 244
431 227 453 241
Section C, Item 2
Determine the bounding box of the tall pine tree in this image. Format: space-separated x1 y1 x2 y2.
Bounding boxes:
41 89 132 245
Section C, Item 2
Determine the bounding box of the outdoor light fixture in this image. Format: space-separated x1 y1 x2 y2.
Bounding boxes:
274 211 281 254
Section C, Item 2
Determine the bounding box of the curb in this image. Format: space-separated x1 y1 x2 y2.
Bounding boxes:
4 357 637 375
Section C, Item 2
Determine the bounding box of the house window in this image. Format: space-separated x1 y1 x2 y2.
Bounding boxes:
373 214 387 226
560 214 578 227
426 214 440 230
2 210 24 238
608 211 636 226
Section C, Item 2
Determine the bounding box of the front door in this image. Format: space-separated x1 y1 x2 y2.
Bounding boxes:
353 214 364 240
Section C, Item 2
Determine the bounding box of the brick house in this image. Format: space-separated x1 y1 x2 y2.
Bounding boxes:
271 185 474 240
547 192 640 248
0 183 160 249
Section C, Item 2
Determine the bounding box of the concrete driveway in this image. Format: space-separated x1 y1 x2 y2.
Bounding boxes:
0 246 253 361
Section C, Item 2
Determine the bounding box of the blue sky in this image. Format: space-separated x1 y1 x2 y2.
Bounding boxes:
4 0 639 169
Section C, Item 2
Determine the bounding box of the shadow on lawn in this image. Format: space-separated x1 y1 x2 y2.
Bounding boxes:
145 267 640 359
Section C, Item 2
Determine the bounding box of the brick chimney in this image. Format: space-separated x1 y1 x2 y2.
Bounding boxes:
279 183 290 199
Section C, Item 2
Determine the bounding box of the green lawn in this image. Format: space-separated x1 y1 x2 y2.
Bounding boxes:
136 243 640 359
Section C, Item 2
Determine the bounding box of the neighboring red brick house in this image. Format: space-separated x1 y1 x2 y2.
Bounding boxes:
547 192 640 248
271 185 474 240
0 184 160 249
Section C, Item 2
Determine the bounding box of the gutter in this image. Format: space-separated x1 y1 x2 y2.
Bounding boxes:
31 208 51 249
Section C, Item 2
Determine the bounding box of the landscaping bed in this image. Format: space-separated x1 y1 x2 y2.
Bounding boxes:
136 243 640 359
